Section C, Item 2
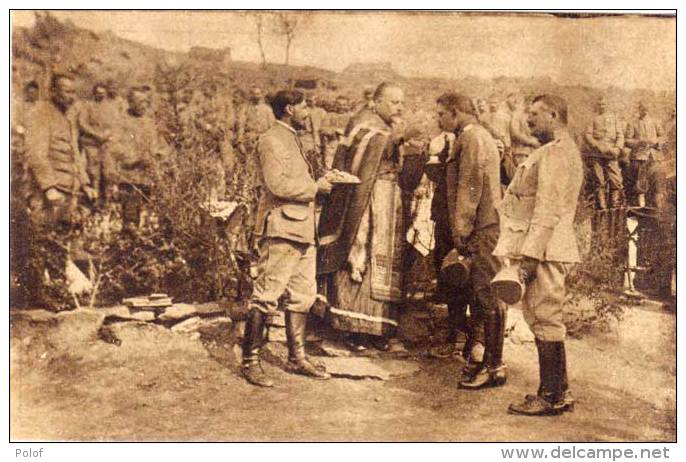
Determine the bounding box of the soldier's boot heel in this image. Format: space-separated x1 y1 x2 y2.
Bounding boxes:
241 362 274 388
286 311 331 380
459 364 507 389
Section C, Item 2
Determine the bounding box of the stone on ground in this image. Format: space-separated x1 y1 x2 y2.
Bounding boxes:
316 357 420 380
159 303 198 322
99 305 156 323
170 316 203 333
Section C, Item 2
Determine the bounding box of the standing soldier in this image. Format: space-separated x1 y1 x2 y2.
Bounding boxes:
240 90 333 387
24 73 94 225
11 80 41 185
429 92 505 386
108 86 168 232
494 94 583 416
13 80 40 133
625 101 665 209
583 96 625 209
196 80 236 198
235 87 276 188
509 93 540 177
235 87 275 152
306 95 327 154
75 83 116 205
481 94 513 184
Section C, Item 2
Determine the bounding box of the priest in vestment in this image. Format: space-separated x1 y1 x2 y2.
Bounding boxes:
317 83 426 351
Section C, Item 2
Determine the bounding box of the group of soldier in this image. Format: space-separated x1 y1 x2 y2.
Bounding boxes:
13 75 167 231
474 93 675 213
11 72 674 417
240 81 585 418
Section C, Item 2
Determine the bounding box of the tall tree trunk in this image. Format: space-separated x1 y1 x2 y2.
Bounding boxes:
257 21 267 68
285 38 291 66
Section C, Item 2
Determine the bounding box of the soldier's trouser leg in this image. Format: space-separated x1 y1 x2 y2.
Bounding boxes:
432 215 470 340
470 228 503 367
590 159 608 209
120 184 147 228
632 160 649 198
513 263 574 414
606 160 625 207
249 237 316 316
242 238 317 384
459 227 507 389
447 301 469 343
83 144 102 202
522 261 570 342
646 159 666 211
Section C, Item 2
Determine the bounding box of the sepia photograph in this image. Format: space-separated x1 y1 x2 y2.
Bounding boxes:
8 9 676 443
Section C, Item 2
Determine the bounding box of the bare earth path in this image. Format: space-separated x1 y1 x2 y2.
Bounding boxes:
10 303 675 442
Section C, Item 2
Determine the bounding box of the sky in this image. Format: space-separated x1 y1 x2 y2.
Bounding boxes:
11 11 676 92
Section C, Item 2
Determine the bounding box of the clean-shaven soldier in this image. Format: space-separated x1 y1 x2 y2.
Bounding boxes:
241 90 333 387
494 95 583 416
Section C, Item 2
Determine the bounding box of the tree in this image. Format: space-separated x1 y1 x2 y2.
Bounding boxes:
274 12 301 66
253 13 269 68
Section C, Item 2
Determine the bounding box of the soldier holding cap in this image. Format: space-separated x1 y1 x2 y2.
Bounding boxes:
431 92 505 388
493 94 583 416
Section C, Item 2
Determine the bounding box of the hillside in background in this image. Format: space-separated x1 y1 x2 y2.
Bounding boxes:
11 12 676 141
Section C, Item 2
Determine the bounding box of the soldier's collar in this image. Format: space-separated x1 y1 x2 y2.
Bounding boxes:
542 129 569 147
275 120 297 134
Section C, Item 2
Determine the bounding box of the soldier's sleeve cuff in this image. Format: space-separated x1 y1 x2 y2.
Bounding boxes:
520 224 555 261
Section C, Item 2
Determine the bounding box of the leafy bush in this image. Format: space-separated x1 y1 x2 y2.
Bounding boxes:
564 200 627 337
13 64 257 310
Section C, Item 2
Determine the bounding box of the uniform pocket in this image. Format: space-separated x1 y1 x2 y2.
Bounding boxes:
281 204 309 221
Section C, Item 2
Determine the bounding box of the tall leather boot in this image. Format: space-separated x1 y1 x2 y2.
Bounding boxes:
509 340 564 416
555 342 575 412
241 308 274 387
285 311 331 380
462 305 486 375
459 302 507 389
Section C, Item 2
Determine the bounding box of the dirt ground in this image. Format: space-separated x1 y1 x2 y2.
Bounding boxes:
10 302 675 442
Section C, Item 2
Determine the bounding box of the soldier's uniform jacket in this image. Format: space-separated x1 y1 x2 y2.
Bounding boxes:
481 110 512 149
237 102 275 138
24 101 89 195
510 110 538 156
584 113 624 158
626 116 664 161
108 111 167 186
446 124 501 243
493 130 583 263
75 99 116 147
255 121 318 245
